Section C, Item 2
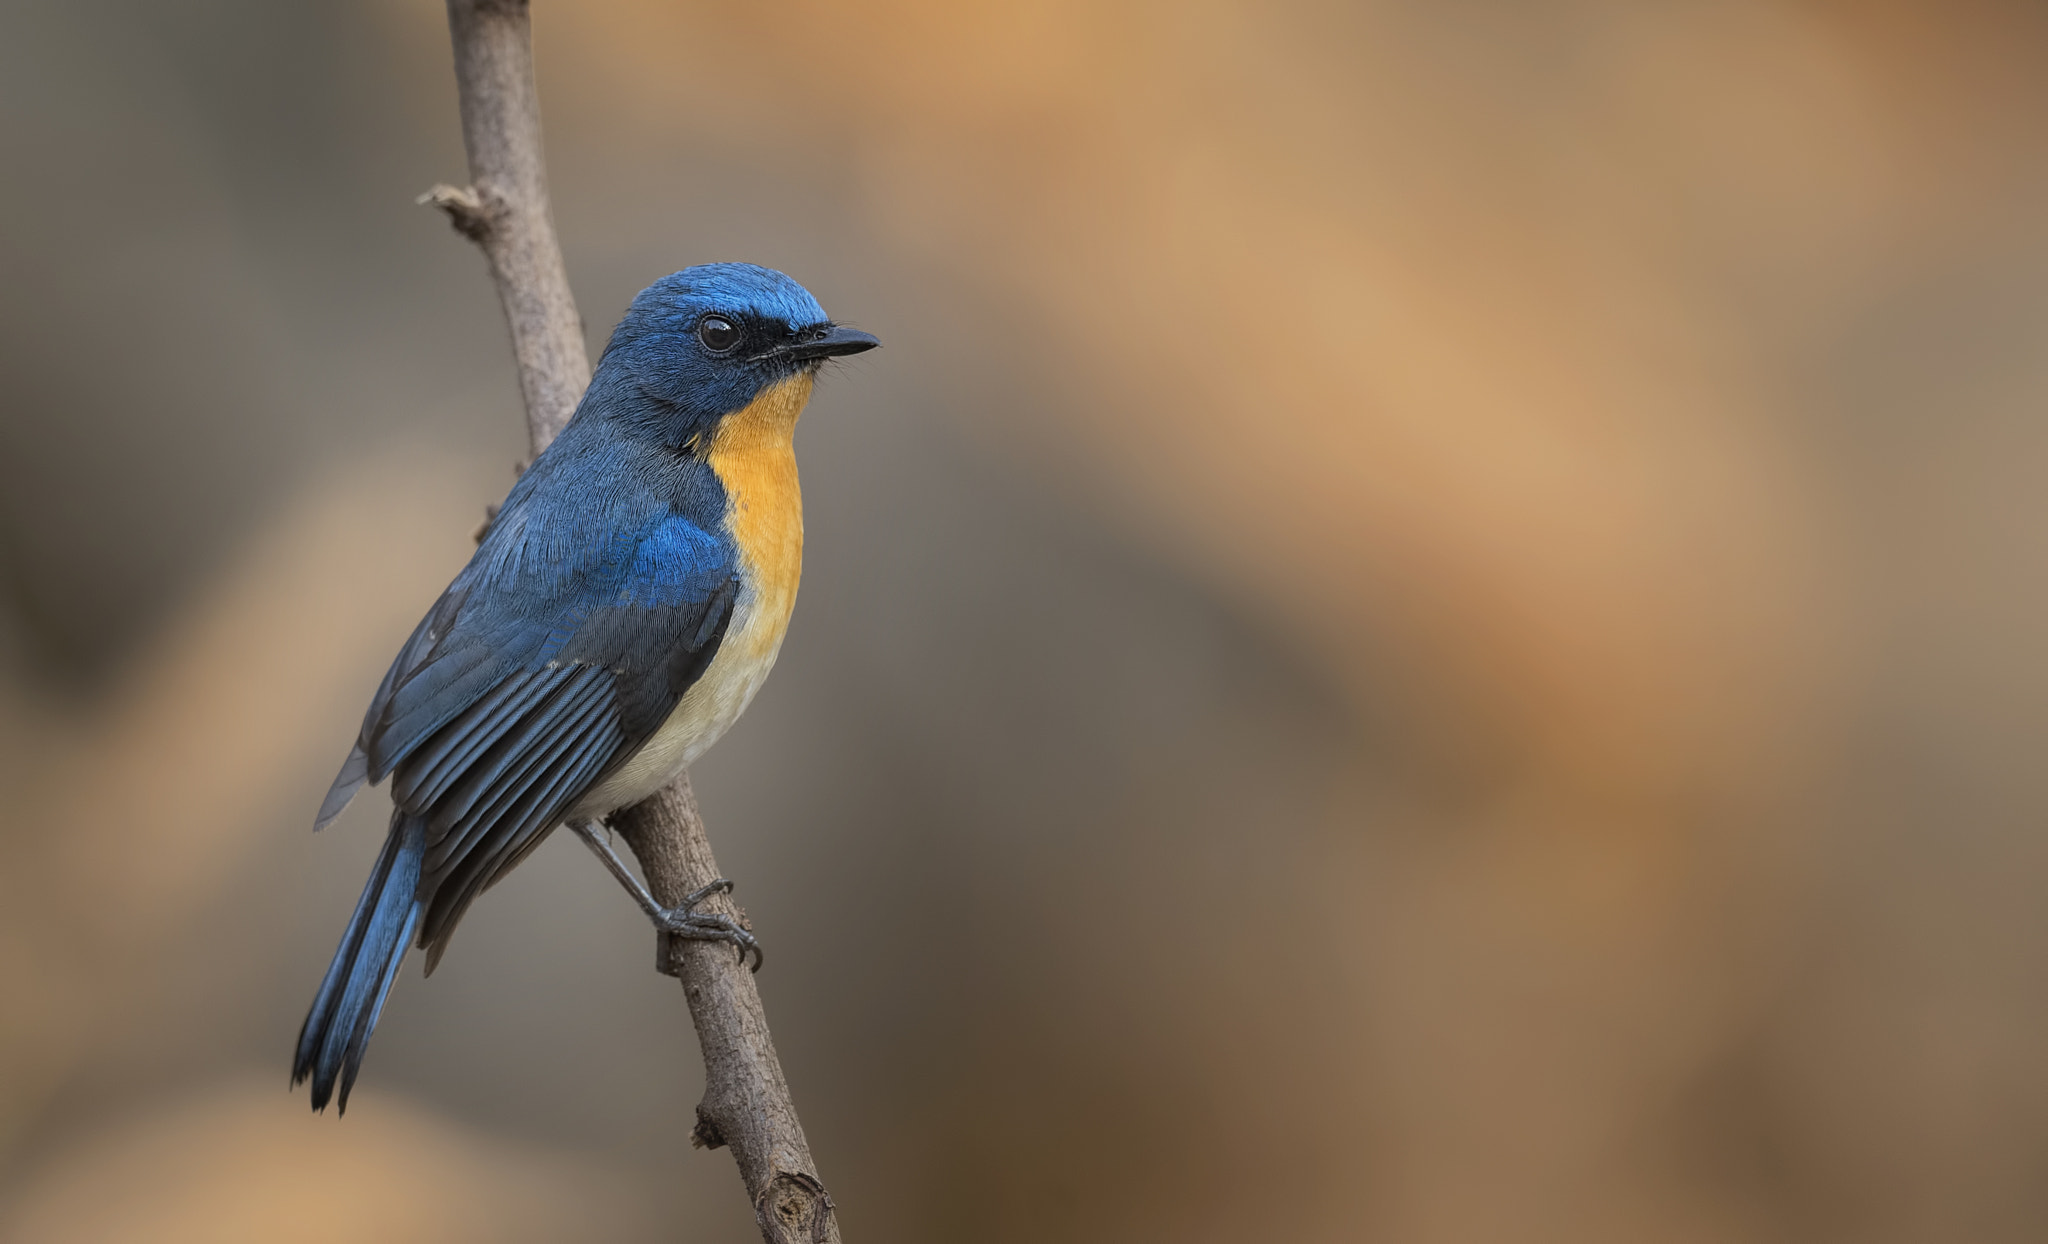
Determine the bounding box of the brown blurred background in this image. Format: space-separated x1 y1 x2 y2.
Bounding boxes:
3 1 2048 1240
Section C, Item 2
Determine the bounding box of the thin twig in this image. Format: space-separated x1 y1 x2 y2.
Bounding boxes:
438 0 589 450
615 781 841 1242
430 3 842 1240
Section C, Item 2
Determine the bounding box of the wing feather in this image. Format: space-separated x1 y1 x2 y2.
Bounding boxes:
393 669 544 811
369 642 518 780
421 669 612 872
420 725 622 967
422 667 612 841
316 494 741 970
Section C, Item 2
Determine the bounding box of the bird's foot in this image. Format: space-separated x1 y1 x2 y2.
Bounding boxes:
568 821 763 974
655 878 762 972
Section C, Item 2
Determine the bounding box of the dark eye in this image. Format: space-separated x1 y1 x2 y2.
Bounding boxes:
697 315 741 353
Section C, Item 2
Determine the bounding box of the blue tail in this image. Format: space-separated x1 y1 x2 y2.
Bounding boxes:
292 812 425 1113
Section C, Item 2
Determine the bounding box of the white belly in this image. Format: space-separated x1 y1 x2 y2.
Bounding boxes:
567 578 794 818
565 371 810 821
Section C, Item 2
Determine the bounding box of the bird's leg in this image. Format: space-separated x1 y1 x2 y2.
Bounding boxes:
569 821 762 971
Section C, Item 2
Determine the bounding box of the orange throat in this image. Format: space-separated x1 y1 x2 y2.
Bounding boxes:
707 371 811 627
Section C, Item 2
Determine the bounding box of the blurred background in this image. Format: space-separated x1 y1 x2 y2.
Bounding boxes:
3 1 2047 1240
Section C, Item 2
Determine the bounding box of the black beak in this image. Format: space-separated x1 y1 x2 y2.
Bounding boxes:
778 325 880 362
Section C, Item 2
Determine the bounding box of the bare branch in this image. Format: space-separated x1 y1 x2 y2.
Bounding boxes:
433 3 842 1239
439 0 590 451
615 780 842 1244
418 184 490 243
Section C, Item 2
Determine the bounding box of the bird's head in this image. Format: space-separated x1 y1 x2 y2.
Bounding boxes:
594 263 878 442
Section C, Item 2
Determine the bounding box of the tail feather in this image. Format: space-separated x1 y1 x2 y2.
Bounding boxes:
293 812 425 1113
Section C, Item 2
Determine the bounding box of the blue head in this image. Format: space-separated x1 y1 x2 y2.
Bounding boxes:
592 264 877 444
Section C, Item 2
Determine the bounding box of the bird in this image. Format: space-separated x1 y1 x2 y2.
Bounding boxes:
292 263 877 1113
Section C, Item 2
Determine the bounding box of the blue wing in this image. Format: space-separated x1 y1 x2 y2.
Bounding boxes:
315 481 738 969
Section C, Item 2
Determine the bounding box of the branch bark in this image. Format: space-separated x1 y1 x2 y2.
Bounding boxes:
430 0 589 451
428 4 841 1240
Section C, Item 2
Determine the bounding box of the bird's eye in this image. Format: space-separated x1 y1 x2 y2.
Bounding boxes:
697 316 741 353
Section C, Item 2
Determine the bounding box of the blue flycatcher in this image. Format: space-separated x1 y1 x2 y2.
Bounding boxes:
293 263 877 1112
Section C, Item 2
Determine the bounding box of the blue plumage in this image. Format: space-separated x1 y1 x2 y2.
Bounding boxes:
293 264 877 1112
294 814 423 1112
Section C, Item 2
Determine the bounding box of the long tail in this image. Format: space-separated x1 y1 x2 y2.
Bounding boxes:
292 812 425 1113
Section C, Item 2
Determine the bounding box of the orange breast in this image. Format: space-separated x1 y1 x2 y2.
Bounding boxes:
706 371 811 641
570 372 815 814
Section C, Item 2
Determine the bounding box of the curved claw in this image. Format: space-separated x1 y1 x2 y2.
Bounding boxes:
659 911 764 972
655 882 763 974
682 877 736 908
569 826 766 974
734 929 764 973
